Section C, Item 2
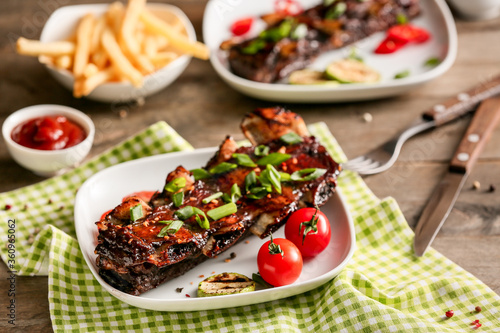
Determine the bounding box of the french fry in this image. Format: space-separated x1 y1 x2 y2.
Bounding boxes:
16 37 75 56
101 27 143 87
83 63 99 78
106 1 125 35
73 13 95 77
55 55 73 69
91 50 109 69
120 0 146 55
142 35 159 58
149 52 178 68
74 67 115 98
140 9 210 60
90 15 107 53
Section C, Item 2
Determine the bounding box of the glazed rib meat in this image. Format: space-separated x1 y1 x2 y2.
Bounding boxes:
95 107 341 295
221 0 420 83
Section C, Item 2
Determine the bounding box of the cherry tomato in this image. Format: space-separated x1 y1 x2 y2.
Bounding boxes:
387 25 430 43
285 207 331 257
274 0 303 16
257 235 303 287
374 36 407 54
230 17 254 36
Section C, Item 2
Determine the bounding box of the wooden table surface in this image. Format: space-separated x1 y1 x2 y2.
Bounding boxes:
1 1 499 331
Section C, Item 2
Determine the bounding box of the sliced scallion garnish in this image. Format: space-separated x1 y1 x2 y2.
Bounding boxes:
172 192 184 207
424 57 441 67
174 206 210 229
325 2 346 19
230 183 242 203
207 202 237 221
265 164 282 194
157 220 184 237
246 186 268 200
202 192 223 204
232 153 257 167
209 162 238 174
254 145 270 156
291 168 327 181
280 132 303 145
165 177 186 193
394 70 410 79
130 204 143 222
245 170 257 192
191 168 211 181
256 152 290 166
279 172 291 181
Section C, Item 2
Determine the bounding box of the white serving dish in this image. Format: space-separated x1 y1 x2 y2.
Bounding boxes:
2 104 95 177
40 3 196 103
202 0 457 103
75 148 355 311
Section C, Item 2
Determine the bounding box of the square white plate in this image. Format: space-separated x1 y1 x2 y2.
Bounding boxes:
74 148 355 311
202 0 457 103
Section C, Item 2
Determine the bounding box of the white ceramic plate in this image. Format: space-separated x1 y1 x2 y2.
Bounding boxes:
202 0 457 103
40 3 195 103
75 148 355 311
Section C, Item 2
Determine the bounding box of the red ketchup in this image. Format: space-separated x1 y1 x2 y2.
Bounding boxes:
11 115 86 151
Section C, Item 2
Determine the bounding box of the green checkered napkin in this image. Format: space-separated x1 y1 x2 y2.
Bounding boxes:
1 122 499 332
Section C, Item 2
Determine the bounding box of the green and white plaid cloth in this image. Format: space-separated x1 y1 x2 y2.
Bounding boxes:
1 121 499 332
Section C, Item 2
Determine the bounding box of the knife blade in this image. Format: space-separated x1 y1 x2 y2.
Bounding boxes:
413 97 500 256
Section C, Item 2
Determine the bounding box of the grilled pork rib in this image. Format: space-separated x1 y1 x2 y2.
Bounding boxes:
95 107 341 295
221 0 420 83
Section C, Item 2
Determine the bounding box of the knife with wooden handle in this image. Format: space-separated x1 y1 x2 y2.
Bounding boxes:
413 97 500 257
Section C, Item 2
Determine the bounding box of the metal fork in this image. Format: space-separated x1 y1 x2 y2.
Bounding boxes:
342 74 500 175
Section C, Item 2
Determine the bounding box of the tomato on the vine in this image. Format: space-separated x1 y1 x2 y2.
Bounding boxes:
257 234 303 287
285 207 331 257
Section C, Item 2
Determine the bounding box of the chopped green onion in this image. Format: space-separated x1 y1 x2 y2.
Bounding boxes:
279 172 291 181
172 192 184 207
394 70 410 79
396 13 408 24
207 202 237 221
191 168 211 181
324 0 336 6
165 177 186 193
194 207 210 229
280 132 303 145
291 23 307 40
157 220 184 237
241 39 266 55
230 183 242 203
325 2 346 19
221 193 232 203
130 204 143 222
202 192 223 204
246 186 268 200
245 170 257 192
260 19 293 42
424 57 441 67
175 206 210 229
232 153 257 167
256 152 291 166
254 145 270 156
260 164 282 194
175 206 195 220
209 162 238 174
291 168 327 181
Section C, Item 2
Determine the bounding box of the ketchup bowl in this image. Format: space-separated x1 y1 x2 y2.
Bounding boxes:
2 104 95 176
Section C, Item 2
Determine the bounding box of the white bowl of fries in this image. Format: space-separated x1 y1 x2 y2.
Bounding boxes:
17 0 209 103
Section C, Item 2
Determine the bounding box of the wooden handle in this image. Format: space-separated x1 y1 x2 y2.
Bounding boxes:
449 97 500 173
423 74 500 126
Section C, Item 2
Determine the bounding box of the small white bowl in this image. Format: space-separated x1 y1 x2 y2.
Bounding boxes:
447 0 500 20
40 3 196 103
2 104 95 177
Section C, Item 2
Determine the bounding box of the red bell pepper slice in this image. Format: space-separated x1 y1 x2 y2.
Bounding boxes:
387 24 430 44
230 17 254 36
374 36 408 54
